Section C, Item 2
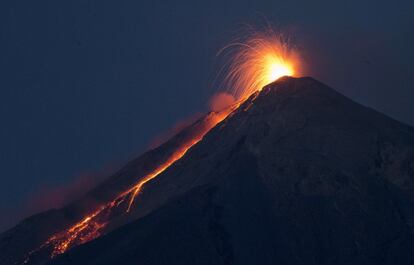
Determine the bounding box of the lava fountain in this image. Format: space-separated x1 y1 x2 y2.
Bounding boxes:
22 27 300 264
217 28 301 100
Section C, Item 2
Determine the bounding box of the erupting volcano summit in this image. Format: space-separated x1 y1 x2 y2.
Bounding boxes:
6 31 297 263
2 29 414 265
2 31 305 265
217 30 301 100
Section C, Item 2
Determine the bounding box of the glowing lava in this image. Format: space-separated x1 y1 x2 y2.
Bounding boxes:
218 28 300 100
22 106 237 263
23 27 301 264
125 107 234 211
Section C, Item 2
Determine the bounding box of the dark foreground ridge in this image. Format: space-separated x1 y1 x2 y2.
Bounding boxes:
2 77 414 265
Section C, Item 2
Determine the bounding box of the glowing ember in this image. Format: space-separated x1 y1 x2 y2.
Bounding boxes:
217 28 301 100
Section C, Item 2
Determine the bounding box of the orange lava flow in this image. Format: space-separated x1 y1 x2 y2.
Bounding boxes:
23 106 237 262
125 138 200 212
124 106 236 211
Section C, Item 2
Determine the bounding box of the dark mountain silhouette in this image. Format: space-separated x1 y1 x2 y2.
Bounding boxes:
2 77 414 265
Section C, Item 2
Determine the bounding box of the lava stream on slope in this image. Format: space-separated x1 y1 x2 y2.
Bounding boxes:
23 105 239 263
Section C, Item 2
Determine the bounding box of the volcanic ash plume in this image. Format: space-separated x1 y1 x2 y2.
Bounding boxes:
209 92 236 112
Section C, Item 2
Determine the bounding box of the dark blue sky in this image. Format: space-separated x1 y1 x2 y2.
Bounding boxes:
1 0 413 231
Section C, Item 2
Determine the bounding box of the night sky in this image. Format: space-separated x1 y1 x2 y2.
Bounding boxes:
1 0 413 232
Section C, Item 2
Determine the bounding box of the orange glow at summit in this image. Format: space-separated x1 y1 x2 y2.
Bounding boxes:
218 29 301 100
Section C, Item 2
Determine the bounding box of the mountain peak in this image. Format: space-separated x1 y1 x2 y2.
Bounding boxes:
3 77 414 265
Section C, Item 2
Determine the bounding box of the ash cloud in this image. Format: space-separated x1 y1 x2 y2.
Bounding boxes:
0 165 118 233
209 92 236 112
148 113 204 149
24 172 100 212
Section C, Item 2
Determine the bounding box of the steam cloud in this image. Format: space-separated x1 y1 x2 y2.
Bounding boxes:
148 113 204 149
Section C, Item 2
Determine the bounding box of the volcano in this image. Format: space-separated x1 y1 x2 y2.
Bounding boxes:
2 77 414 265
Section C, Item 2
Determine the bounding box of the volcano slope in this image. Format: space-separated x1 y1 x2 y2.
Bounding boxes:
3 77 414 265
